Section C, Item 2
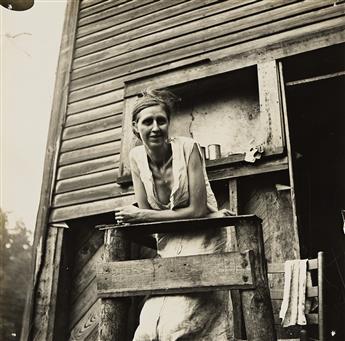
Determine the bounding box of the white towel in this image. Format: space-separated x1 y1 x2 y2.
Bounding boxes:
279 259 308 327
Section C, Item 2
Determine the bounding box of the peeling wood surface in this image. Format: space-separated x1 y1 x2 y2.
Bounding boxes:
98 251 254 297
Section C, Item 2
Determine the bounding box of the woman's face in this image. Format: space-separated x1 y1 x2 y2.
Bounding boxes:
133 105 170 149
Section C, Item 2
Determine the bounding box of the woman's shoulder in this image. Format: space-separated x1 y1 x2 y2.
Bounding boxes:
129 144 145 161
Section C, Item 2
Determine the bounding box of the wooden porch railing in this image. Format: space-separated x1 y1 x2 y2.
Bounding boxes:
96 215 276 341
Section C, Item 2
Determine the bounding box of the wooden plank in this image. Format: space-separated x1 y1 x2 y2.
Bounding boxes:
20 1 80 340
97 251 254 297
72 0 326 80
80 0 111 10
235 220 276 340
62 115 122 140
72 4 344 90
65 103 122 126
72 231 104 279
57 155 120 180
257 60 285 155
49 194 136 223
101 215 261 235
207 156 289 181
31 228 65 341
67 89 124 115
70 279 98 330
74 0 255 62
79 0 156 27
56 169 118 194
71 246 103 304
60 128 121 153
125 17 345 97
286 70 345 86
59 141 121 166
80 0 129 17
77 0 186 38
69 300 100 341
53 182 128 207
98 227 131 341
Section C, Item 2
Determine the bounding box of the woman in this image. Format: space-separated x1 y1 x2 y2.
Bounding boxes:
115 89 232 341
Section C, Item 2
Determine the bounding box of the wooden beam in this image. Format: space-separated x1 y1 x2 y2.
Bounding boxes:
20 1 80 340
97 251 254 298
235 219 276 340
98 229 130 341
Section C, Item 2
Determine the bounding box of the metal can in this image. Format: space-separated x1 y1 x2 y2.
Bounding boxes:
208 144 221 160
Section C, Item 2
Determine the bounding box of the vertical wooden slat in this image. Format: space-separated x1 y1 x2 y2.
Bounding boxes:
235 218 276 341
228 179 245 339
318 251 325 341
98 229 130 341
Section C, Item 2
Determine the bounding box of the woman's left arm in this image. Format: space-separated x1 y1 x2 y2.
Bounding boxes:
116 144 209 223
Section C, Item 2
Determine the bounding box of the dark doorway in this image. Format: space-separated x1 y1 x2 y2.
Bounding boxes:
283 44 345 340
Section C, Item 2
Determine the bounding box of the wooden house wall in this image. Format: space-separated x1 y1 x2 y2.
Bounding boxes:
50 0 345 223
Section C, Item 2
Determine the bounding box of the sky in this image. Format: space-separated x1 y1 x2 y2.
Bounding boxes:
1 0 67 231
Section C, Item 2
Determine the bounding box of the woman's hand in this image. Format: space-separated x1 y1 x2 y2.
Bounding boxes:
207 208 236 218
114 205 144 225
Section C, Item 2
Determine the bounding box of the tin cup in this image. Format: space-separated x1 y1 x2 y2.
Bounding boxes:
208 144 221 160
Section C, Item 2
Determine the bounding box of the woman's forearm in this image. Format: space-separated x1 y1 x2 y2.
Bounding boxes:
138 205 209 222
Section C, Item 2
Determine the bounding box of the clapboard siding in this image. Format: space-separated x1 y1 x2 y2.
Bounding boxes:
59 141 121 166
67 89 124 114
71 0 342 88
80 0 129 18
55 169 118 194
62 114 122 140
73 0 289 71
57 155 120 180
50 0 345 218
74 0 247 59
53 183 131 207
79 0 157 27
65 103 122 126
77 0 185 39
61 128 121 152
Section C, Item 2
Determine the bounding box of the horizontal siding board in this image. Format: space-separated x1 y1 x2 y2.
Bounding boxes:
65 104 122 127
49 195 135 222
72 0 330 80
80 0 130 17
79 0 156 27
57 155 120 180
63 114 123 140
67 89 124 114
53 183 131 207
76 0 197 48
80 0 112 10
77 0 186 38
61 128 121 152
74 0 259 69
55 169 118 194
68 300 100 341
71 1 343 89
74 0 244 59
126 17 345 95
59 141 121 166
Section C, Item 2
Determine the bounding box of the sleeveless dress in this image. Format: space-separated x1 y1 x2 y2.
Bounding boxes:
130 137 231 341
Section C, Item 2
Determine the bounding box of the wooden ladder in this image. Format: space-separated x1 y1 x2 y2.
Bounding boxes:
96 215 276 341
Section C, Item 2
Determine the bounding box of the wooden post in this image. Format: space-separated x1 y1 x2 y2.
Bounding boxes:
98 229 130 341
235 218 276 341
228 179 245 339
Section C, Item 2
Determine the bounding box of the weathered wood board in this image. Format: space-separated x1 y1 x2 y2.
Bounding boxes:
98 251 254 297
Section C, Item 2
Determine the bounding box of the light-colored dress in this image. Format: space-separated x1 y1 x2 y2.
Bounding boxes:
130 136 230 341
